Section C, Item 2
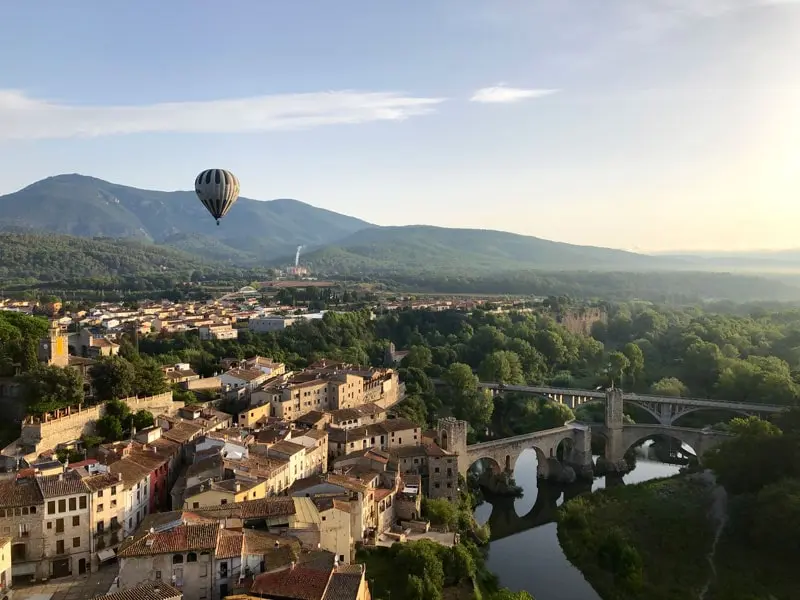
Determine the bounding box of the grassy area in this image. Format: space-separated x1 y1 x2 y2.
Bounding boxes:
557 475 715 600
707 496 797 600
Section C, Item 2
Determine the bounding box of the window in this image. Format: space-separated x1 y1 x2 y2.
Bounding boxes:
68 497 76 511
97 490 104 498
56 540 65 554
434 483 441 489
200 564 208 577
321 516 326 521
30 506 36 514
155 571 162 580
111 517 118 529
79 496 87 510
447 483 452 488
173 554 184 564
192 502 199 509
187 552 197 563
220 562 228 578
434 467 440 473
58 499 66 513
111 500 117 508
339 555 345 562
97 504 104 513
48 501 55 514
73 537 80 548
56 518 64 533
19 524 29 538
73 516 80 527
111 486 117 495
220 499 227 505
97 522 105 534
47 522 52 530
22 507 28 515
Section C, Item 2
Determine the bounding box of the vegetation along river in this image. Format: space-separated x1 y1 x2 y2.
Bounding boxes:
473 443 684 600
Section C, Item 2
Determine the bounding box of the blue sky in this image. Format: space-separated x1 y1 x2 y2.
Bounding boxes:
1 0 799 252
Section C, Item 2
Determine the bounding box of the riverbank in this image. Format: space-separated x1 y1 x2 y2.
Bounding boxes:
557 472 799 600
556 474 716 599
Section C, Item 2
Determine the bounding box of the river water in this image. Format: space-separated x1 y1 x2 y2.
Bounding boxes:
473 445 683 600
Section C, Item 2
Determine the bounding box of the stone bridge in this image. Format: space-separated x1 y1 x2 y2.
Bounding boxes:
432 379 787 426
465 422 593 480
439 387 734 480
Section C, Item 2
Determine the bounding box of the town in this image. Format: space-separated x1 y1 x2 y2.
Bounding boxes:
0 295 496 600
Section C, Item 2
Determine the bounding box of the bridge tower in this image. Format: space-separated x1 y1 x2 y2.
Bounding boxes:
603 387 629 471
437 417 469 477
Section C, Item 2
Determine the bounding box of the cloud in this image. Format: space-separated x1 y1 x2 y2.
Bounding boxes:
0 89 446 140
470 85 559 104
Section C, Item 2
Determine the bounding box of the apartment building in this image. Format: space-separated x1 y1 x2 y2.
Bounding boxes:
326 418 421 459
39 472 92 578
82 471 125 567
198 324 239 341
0 537 11 598
0 477 45 581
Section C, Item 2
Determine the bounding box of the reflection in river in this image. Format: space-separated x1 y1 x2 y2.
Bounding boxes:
473 442 683 600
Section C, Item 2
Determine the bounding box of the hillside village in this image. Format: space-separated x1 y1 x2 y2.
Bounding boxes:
0 300 480 600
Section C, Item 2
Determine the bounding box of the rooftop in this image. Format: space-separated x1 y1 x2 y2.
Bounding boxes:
91 581 182 600
250 565 332 600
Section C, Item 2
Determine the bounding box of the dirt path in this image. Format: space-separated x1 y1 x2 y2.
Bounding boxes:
698 470 728 600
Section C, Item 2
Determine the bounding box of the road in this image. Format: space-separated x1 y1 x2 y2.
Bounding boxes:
12 563 119 600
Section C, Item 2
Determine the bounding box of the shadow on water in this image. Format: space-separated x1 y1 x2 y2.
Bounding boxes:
474 444 683 600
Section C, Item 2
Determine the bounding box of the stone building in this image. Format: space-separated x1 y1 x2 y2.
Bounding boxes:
38 471 92 578
0 477 46 582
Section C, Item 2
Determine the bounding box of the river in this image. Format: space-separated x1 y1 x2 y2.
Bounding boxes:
473 444 684 600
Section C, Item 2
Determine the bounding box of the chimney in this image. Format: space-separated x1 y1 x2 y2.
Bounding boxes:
290 561 296 570
234 482 241 493
118 472 123 482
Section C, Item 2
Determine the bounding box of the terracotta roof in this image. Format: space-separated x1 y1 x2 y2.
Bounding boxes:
224 368 265 382
109 458 151 488
215 528 244 559
0 478 43 508
162 422 203 444
92 581 182 600
83 472 122 492
37 472 89 498
375 418 418 434
323 570 363 600
250 566 332 600
243 530 300 571
191 497 296 521
374 488 393 502
117 523 219 557
268 440 306 456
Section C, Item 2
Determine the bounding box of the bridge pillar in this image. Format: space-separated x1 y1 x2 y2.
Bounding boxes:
565 426 594 480
603 388 629 472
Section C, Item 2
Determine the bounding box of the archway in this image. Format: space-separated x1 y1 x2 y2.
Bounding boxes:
510 447 547 517
624 433 699 467
468 457 503 526
555 437 574 462
672 407 752 429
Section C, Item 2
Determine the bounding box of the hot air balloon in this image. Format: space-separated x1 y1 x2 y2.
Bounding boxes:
194 169 240 225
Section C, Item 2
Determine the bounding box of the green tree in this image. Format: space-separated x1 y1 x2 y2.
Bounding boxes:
607 352 630 387
622 342 645 387
96 414 124 441
90 356 136 400
17 364 84 415
423 498 459 530
649 377 688 397
401 345 433 370
751 478 800 553
134 357 169 396
479 350 525 385
132 410 155 431
728 415 782 437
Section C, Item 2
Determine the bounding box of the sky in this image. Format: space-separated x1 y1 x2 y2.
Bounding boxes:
0 0 799 253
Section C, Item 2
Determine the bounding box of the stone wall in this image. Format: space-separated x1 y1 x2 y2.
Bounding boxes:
18 392 181 457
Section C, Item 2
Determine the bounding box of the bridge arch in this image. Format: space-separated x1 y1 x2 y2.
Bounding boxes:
671 406 754 427
621 427 714 461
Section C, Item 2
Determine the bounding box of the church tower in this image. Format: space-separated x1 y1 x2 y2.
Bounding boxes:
38 321 69 367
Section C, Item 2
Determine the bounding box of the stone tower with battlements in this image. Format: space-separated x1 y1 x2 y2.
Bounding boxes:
437 417 468 477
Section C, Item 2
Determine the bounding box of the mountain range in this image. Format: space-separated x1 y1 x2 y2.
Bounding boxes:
2 174 800 277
